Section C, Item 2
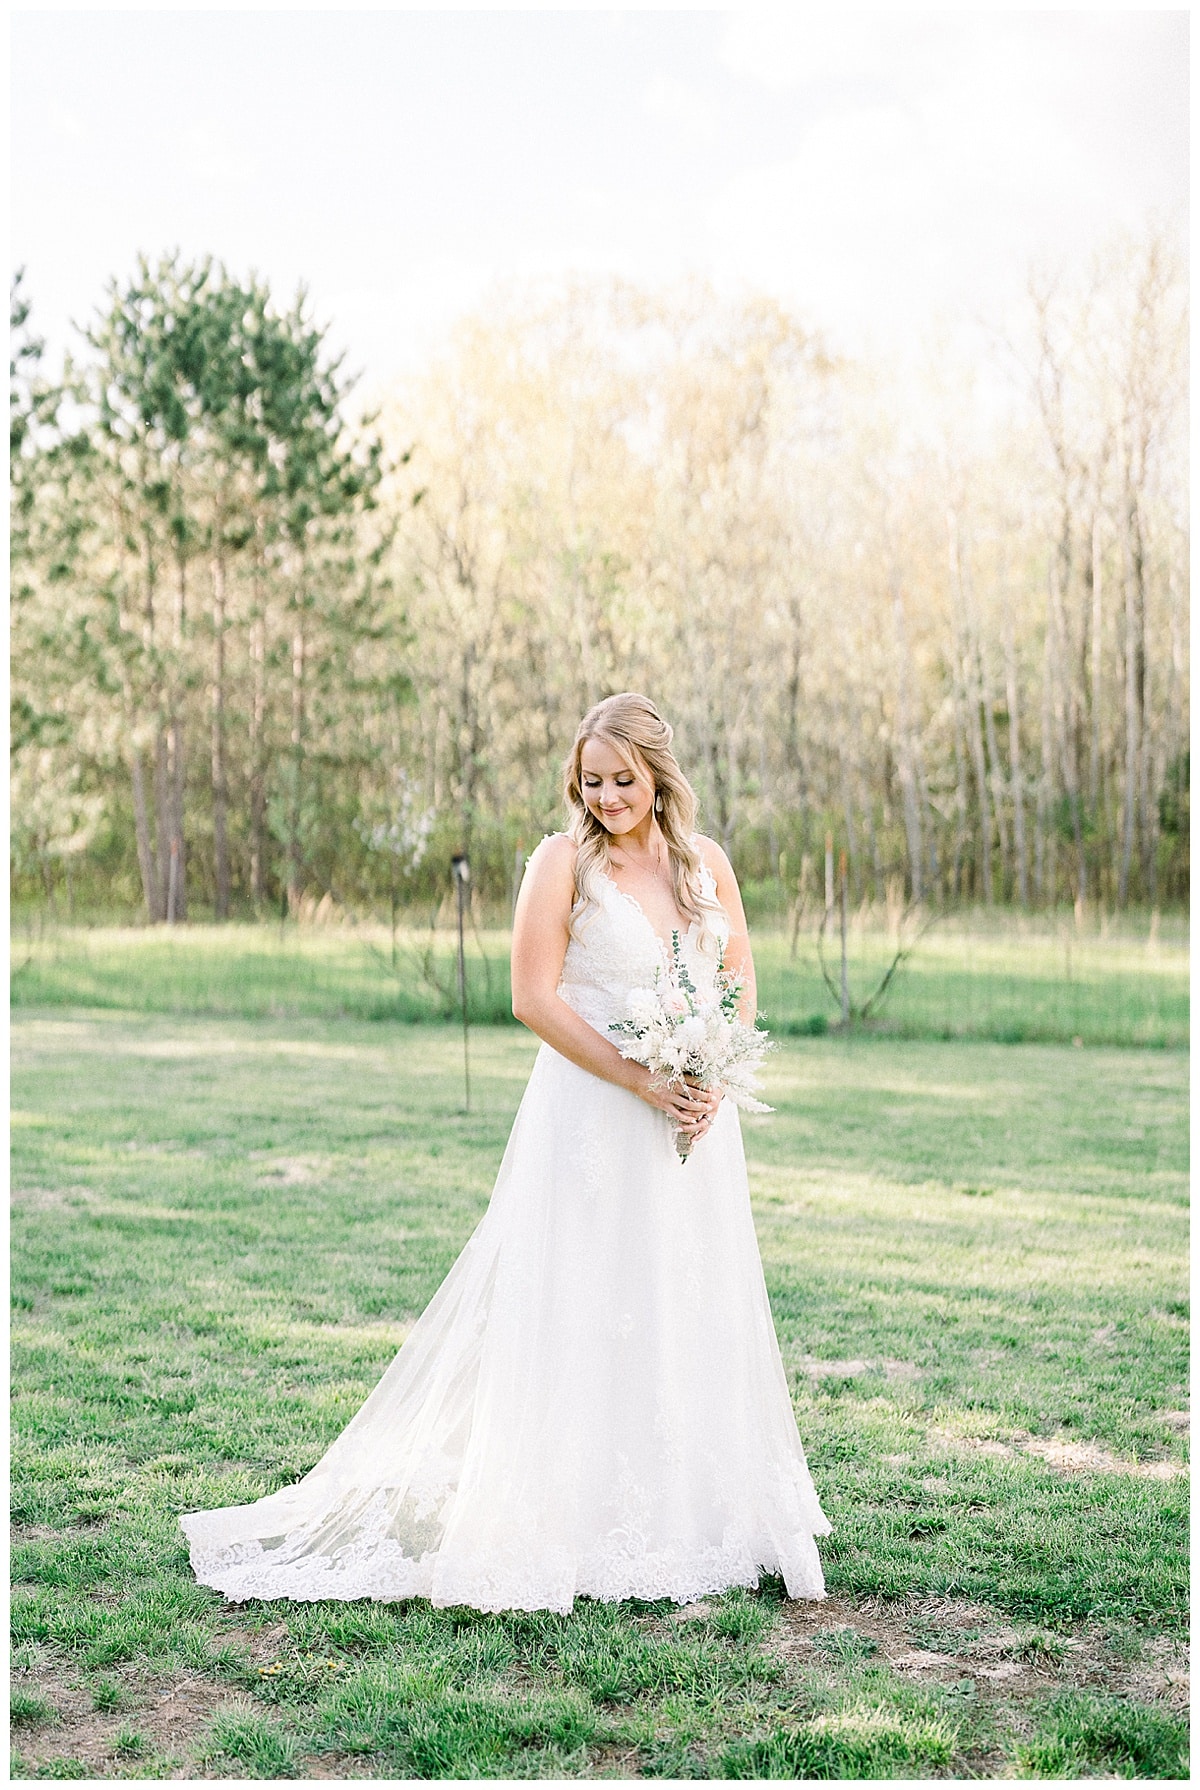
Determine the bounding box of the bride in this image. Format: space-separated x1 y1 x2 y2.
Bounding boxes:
181 693 831 1613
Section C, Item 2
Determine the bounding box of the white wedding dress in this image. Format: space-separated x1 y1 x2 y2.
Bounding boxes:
181 860 831 1612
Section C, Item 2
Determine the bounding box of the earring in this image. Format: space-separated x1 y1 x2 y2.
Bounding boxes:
654 792 663 813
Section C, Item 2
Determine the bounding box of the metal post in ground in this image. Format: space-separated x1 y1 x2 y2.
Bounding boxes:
451 854 471 1113
839 849 850 1026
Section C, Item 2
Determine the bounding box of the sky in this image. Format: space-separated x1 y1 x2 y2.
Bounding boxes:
10 8 1189 411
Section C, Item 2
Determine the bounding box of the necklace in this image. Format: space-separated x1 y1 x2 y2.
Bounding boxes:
613 836 668 882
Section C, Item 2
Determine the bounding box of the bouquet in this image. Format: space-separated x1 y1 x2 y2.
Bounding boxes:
608 933 774 1162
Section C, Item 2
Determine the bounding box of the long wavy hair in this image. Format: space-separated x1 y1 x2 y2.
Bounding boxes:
563 693 723 953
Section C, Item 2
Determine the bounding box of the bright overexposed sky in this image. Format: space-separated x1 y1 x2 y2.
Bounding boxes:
10 8 1189 408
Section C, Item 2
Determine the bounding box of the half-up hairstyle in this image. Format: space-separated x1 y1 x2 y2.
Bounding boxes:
562 692 724 954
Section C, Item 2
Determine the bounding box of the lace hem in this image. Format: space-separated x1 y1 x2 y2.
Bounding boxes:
181 1520 829 1612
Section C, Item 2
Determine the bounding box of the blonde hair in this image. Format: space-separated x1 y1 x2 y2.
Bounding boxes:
562 693 723 952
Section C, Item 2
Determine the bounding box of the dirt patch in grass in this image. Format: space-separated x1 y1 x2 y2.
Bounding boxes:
578 1743 646 1778
11 1665 242 1777
251 1153 324 1185
11 1184 95 1211
9 1662 379 1781
801 1356 871 1377
931 1423 1188 1478
12 1524 77 1544
798 1356 924 1388
282 1755 376 1781
1024 1436 1184 1477
1119 1635 1191 1712
772 1591 1189 1710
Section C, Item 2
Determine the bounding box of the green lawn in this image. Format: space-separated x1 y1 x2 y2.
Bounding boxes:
10 1012 1189 1779
10 907 1189 1047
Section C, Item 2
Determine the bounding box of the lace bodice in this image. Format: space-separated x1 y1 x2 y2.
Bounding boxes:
558 855 730 1034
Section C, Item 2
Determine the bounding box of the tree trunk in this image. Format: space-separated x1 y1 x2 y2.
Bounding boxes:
211 548 230 920
947 514 992 901
1035 627 1055 905
1048 560 1087 903
977 625 1009 897
889 577 924 901
289 617 306 909
917 753 939 896
783 624 812 859
131 749 163 923
1088 512 1103 812
1131 497 1152 895
1001 602 1029 907
948 715 967 900
1118 495 1138 906
835 722 861 901
966 666 993 900
150 726 173 920
1156 563 1184 898
169 718 187 922
865 791 882 902
249 610 267 905
168 549 188 922
758 725 779 871
715 710 740 858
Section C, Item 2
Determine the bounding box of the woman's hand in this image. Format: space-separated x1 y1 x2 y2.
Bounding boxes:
684 1076 723 1141
633 1071 722 1139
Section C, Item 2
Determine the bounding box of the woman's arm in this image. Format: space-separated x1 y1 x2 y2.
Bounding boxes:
696 835 758 1024
510 836 710 1134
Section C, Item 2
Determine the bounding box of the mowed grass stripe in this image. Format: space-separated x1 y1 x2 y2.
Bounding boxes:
11 912 1189 1046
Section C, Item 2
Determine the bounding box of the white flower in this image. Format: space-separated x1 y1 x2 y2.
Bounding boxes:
610 957 773 1119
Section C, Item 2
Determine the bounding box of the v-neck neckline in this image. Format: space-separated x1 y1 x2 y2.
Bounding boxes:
601 871 696 960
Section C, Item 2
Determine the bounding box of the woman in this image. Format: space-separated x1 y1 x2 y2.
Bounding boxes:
181 693 831 1612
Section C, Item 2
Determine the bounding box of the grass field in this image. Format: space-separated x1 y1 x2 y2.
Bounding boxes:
10 1000 1189 1779
10 906 1189 1048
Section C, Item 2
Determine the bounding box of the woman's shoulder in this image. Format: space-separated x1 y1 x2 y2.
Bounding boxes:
524 831 578 883
691 833 733 877
529 830 577 864
514 833 578 929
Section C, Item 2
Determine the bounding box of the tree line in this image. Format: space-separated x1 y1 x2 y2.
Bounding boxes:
10 232 1188 922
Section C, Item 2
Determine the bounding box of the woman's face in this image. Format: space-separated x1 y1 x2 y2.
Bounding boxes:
579 736 655 837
